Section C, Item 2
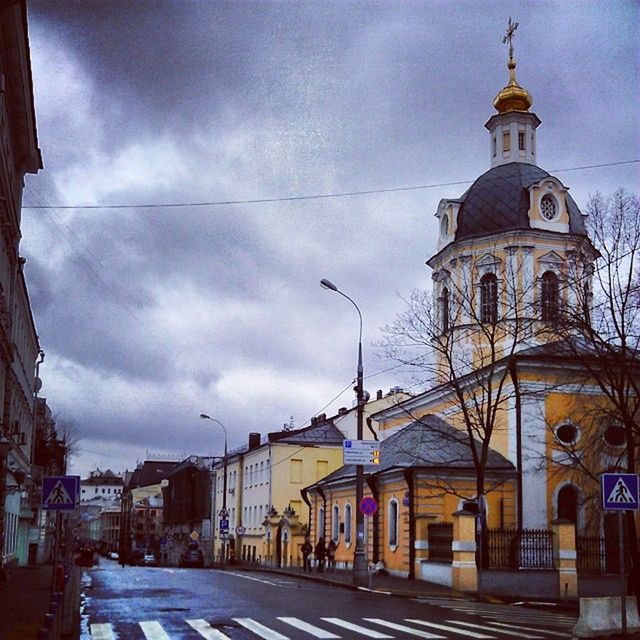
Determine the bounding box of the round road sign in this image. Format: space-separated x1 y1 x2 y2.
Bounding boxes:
359 496 378 516
236 526 246 535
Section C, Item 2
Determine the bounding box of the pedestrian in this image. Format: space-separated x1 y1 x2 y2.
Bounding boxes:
327 539 337 572
301 536 312 572
315 536 326 573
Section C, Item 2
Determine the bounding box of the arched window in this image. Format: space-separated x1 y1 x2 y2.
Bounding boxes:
344 504 352 544
332 505 340 542
388 499 399 547
317 506 325 539
541 271 559 322
480 273 498 323
557 485 578 525
441 287 450 332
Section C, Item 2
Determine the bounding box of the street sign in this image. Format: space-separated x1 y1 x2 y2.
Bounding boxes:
190 531 199 541
42 475 79 511
359 496 378 516
601 473 640 510
343 440 381 465
236 526 246 535
219 518 229 532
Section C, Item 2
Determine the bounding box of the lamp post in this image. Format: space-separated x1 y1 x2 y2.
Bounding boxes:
199 414 228 566
320 278 367 586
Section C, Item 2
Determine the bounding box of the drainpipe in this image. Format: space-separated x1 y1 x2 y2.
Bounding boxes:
300 486 311 535
509 358 523 532
366 476 380 564
403 469 415 579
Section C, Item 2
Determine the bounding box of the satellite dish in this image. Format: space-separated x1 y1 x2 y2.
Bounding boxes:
160 479 169 488
34 377 42 393
362 390 371 403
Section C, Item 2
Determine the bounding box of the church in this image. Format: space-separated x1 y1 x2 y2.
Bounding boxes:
304 23 638 591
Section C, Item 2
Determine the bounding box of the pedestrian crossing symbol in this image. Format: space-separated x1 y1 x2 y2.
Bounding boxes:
42 475 79 511
602 473 640 510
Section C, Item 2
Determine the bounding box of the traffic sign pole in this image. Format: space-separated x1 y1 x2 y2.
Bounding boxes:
618 511 627 636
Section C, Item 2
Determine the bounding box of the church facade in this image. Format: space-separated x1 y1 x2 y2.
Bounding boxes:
304 29 638 587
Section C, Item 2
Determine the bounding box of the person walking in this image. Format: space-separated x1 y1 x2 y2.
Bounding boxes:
301 536 312 573
327 539 337 572
315 537 326 573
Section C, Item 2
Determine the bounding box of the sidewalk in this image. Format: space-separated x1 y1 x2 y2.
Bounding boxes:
0 564 53 640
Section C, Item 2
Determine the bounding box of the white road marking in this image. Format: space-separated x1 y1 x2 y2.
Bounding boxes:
406 618 495 638
484 621 571 637
364 618 445 639
218 571 281 586
321 618 393 638
139 620 171 640
186 619 233 639
278 617 341 639
233 618 290 640
90 623 115 640
446 620 545 639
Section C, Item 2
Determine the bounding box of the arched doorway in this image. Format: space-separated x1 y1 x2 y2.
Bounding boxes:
557 485 578 525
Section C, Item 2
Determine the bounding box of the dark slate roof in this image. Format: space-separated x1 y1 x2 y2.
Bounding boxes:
454 163 587 242
268 420 344 446
314 415 514 486
126 461 178 489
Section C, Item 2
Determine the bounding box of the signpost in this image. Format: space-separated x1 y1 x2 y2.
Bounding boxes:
42 475 79 511
343 440 380 465
601 472 640 636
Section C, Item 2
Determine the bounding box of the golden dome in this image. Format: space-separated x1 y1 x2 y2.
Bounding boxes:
493 58 533 113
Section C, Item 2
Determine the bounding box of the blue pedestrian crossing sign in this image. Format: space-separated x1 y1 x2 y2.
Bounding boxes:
601 473 640 510
42 475 79 511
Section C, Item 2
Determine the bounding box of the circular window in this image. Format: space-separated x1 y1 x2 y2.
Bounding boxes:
540 194 558 221
556 424 578 445
604 425 625 447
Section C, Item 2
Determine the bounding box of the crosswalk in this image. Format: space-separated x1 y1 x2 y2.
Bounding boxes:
89 613 574 639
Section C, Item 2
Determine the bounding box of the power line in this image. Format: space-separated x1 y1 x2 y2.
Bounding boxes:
23 159 639 211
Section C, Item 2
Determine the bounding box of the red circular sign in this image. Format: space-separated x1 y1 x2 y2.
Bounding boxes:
359 496 378 516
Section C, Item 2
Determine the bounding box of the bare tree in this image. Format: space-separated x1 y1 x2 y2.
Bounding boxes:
54 415 82 471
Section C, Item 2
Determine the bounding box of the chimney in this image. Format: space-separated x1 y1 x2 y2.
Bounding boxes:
376 389 383 400
248 433 261 450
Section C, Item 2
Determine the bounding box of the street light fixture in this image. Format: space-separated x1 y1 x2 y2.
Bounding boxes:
200 414 229 565
319 278 367 586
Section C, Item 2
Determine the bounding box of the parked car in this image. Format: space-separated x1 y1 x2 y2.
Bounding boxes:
179 544 204 568
107 551 119 560
143 553 157 566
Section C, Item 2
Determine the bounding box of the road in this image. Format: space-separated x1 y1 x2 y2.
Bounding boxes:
81 560 577 640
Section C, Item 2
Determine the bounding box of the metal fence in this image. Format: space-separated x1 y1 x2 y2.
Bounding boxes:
576 535 606 574
428 522 453 562
486 528 554 569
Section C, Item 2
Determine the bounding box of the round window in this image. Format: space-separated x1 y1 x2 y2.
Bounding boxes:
556 424 577 445
604 425 625 447
540 194 558 221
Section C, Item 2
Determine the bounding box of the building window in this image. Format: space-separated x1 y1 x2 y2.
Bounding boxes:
557 485 578 525
332 505 340 542
502 131 510 152
318 507 325 539
540 194 558 221
316 460 328 478
541 271 559 322
518 131 525 150
344 504 352 544
604 425 626 447
492 136 497 157
441 287 450 332
480 273 498 323
440 214 449 238
556 423 578 445
290 459 302 483
388 499 399 548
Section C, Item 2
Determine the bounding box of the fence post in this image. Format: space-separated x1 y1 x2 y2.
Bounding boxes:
552 518 577 599
451 509 477 593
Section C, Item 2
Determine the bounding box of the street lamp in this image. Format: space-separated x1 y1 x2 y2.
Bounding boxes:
319 278 367 586
199 414 228 565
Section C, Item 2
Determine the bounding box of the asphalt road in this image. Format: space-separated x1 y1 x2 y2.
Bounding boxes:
80 560 577 640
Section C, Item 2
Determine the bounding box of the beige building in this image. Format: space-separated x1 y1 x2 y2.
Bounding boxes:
0 0 44 576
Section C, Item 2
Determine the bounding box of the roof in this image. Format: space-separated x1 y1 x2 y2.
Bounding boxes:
125 461 177 490
268 420 344 446
313 415 514 486
454 163 586 242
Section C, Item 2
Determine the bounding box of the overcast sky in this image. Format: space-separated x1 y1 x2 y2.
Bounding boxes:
23 0 639 479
